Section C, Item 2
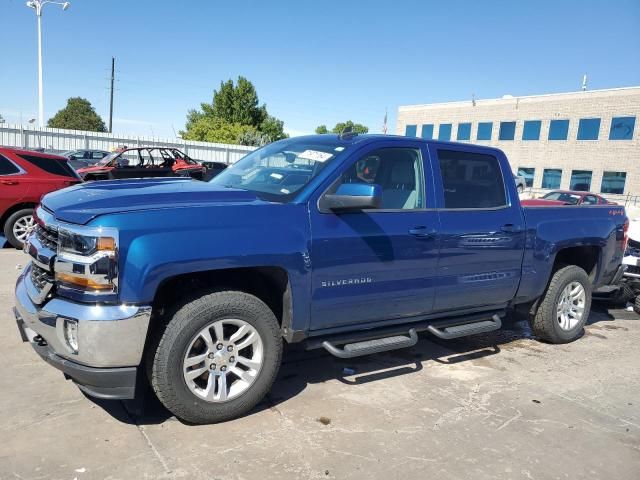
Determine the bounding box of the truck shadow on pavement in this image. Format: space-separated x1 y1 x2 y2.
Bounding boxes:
91 304 634 426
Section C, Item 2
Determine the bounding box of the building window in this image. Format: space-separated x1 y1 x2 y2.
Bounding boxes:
438 123 452 141
570 170 592 191
421 124 434 139
609 116 635 140
548 119 570 140
477 122 493 141
577 118 601 140
457 123 471 141
522 120 541 140
405 125 417 137
499 121 516 140
542 168 562 189
517 167 535 187
601 171 626 194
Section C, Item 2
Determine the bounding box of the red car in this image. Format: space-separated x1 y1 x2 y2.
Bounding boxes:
521 190 616 206
0 147 81 248
76 147 206 181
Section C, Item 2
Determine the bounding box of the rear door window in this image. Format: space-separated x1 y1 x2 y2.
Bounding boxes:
0 154 21 175
437 149 507 209
17 154 78 178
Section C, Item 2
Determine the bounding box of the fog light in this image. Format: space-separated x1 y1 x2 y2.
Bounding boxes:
63 319 79 354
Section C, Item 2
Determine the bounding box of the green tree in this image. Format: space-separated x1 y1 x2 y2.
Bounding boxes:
182 76 287 144
182 116 253 144
47 97 106 132
332 120 368 134
0 114 5 124
315 120 369 135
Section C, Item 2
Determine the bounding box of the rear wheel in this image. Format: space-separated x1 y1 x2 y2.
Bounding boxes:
3 208 35 249
633 295 640 315
529 265 591 343
150 290 282 424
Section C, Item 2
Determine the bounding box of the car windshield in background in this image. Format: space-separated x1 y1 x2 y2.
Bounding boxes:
97 153 118 166
542 192 580 204
210 138 349 200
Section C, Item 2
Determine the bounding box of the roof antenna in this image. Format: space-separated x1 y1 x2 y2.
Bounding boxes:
339 125 357 140
582 73 588 91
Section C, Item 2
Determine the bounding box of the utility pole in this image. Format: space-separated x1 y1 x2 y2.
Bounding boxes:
108 57 115 133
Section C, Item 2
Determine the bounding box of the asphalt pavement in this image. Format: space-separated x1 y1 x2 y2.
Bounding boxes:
0 248 638 480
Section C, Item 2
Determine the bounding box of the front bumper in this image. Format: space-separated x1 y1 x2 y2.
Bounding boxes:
14 267 152 399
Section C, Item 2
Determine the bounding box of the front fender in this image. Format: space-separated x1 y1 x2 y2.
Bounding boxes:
92 203 312 328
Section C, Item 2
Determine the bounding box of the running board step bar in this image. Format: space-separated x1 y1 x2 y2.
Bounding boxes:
427 314 502 340
322 329 418 359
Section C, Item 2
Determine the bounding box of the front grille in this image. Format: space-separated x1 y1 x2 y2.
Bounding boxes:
35 224 59 251
30 263 54 291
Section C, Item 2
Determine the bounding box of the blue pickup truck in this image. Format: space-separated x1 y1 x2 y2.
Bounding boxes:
14 133 628 424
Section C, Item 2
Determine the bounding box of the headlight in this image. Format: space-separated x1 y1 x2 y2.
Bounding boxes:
54 226 118 295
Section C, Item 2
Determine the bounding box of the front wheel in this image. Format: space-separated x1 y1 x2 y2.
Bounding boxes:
3 208 35 249
529 265 591 343
150 290 282 424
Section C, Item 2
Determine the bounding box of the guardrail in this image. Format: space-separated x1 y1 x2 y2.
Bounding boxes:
0 124 256 164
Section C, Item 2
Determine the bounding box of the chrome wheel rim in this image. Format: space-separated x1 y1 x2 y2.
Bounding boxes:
557 281 586 330
13 215 34 243
183 319 263 403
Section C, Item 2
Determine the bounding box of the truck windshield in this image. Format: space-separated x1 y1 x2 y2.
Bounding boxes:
210 137 349 200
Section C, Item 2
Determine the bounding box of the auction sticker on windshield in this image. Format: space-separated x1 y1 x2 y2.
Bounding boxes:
298 150 333 162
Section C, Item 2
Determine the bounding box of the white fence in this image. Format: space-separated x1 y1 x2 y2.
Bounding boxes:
0 124 256 164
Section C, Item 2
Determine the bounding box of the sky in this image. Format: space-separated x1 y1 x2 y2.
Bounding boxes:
1 0 639 139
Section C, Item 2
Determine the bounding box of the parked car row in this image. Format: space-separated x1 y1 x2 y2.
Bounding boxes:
1 146 229 248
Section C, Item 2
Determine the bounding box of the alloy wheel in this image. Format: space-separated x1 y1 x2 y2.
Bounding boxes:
556 281 586 330
12 215 35 243
182 318 264 402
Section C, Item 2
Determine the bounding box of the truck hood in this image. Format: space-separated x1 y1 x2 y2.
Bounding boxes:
41 177 260 225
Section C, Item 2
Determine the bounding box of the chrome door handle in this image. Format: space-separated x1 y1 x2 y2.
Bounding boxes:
500 224 522 233
409 226 436 238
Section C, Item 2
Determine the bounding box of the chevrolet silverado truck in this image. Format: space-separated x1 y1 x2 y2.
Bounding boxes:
14 134 628 424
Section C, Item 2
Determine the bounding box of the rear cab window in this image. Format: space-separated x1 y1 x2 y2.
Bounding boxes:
436 149 507 209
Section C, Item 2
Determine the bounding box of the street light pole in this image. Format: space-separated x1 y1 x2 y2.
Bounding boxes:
26 1 70 128
36 7 43 128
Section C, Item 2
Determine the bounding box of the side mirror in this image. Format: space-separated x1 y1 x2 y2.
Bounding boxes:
321 183 382 212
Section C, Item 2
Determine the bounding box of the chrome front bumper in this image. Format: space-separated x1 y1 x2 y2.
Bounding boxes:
15 265 151 368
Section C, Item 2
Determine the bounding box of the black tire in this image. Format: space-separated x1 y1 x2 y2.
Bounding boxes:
3 208 34 249
529 265 591 344
633 295 640 315
150 290 282 424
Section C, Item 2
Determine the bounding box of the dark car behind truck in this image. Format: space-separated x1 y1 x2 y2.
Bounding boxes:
14 134 627 423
